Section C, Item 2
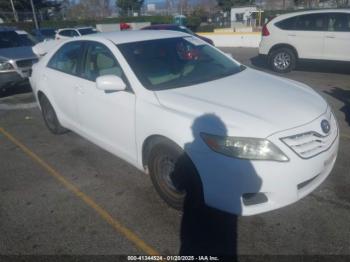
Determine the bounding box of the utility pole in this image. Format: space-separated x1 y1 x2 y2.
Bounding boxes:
30 0 39 29
10 0 19 22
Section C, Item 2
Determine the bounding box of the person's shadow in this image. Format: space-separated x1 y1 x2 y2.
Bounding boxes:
171 114 262 258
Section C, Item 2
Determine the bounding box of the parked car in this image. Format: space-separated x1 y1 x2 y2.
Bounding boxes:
32 28 56 42
55 27 96 40
259 9 350 73
0 28 38 89
141 24 214 45
30 31 338 216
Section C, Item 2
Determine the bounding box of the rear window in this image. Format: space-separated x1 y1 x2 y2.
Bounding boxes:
275 17 297 30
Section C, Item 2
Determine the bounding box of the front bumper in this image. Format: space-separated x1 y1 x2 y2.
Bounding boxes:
190 109 339 216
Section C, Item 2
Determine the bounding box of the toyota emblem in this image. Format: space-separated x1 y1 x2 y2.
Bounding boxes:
321 120 331 134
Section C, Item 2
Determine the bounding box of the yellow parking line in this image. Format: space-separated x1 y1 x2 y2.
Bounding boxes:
0 127 159 256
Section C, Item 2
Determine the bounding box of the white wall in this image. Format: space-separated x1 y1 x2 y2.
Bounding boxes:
198 33 262 48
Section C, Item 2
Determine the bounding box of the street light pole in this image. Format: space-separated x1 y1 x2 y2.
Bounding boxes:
10 0 19 22
30 0 39 29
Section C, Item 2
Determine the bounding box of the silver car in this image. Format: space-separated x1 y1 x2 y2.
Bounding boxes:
0 28 38 89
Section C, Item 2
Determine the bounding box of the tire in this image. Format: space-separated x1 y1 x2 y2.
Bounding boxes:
39 94 68 135
268 47 296 73
148 141 203 210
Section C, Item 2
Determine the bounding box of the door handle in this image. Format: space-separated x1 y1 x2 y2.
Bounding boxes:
325 35 336 39
288 34 296 37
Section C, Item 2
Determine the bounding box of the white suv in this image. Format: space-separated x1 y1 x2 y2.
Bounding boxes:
259 9 350 73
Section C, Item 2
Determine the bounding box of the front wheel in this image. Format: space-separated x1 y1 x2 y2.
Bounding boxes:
148 142 203 210
269 48 296 73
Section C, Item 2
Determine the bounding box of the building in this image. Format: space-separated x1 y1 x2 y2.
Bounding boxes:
230 6 258 23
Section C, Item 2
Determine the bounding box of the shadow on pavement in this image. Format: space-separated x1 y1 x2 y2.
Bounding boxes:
250 55 350 75
250 55 266 70
171 114 262 258
325 87 350 127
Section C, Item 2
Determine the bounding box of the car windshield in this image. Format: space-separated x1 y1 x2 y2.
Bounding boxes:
0 31 36 48
78 28 95 35
118 37 244 90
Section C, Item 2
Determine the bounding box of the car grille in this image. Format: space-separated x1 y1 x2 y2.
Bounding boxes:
281 114 338 159
16 58 38 68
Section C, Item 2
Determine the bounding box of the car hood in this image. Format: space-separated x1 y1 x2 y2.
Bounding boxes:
0 46 36 61
155 68 328 138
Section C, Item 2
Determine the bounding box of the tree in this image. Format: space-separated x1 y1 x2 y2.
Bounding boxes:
0 0 56 12
66 0 111 20
216 0 253 12
0 0 61 22
116 0 144 16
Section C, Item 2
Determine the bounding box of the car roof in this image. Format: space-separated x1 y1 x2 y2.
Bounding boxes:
144 24 180 29
272 8 350 22
80 30 188 45
58 27 93 31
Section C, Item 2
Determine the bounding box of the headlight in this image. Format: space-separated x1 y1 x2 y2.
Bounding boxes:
0 60 14 71
201 133 289 162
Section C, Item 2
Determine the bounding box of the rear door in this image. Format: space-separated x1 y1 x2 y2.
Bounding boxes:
45 41 85 129
324 12 350 61
287 13 327 59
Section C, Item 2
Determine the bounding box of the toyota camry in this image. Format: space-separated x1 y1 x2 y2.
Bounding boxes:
30 30 339 215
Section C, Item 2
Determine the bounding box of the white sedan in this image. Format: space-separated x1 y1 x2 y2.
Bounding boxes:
30 30 339 216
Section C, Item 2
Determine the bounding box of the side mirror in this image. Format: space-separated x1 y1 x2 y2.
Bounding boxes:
96 75 126 92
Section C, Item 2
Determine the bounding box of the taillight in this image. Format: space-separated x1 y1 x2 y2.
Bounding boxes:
262 24 270 36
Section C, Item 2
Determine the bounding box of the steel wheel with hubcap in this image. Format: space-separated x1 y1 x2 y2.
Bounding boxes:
148 141 203 210
39 94 68 135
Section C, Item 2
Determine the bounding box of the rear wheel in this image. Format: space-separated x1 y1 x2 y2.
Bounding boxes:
148 141 202 210
269 47 296 73
39 94 68 135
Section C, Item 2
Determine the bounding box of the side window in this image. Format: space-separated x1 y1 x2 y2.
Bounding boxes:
295 14 327 31
275 17 297 30
83 42 124 82
71 30 79 37
328 13 350 32
59 30 70 37
47 42 83 75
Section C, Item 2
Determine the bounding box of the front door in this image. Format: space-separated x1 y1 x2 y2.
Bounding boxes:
76 41 137 163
